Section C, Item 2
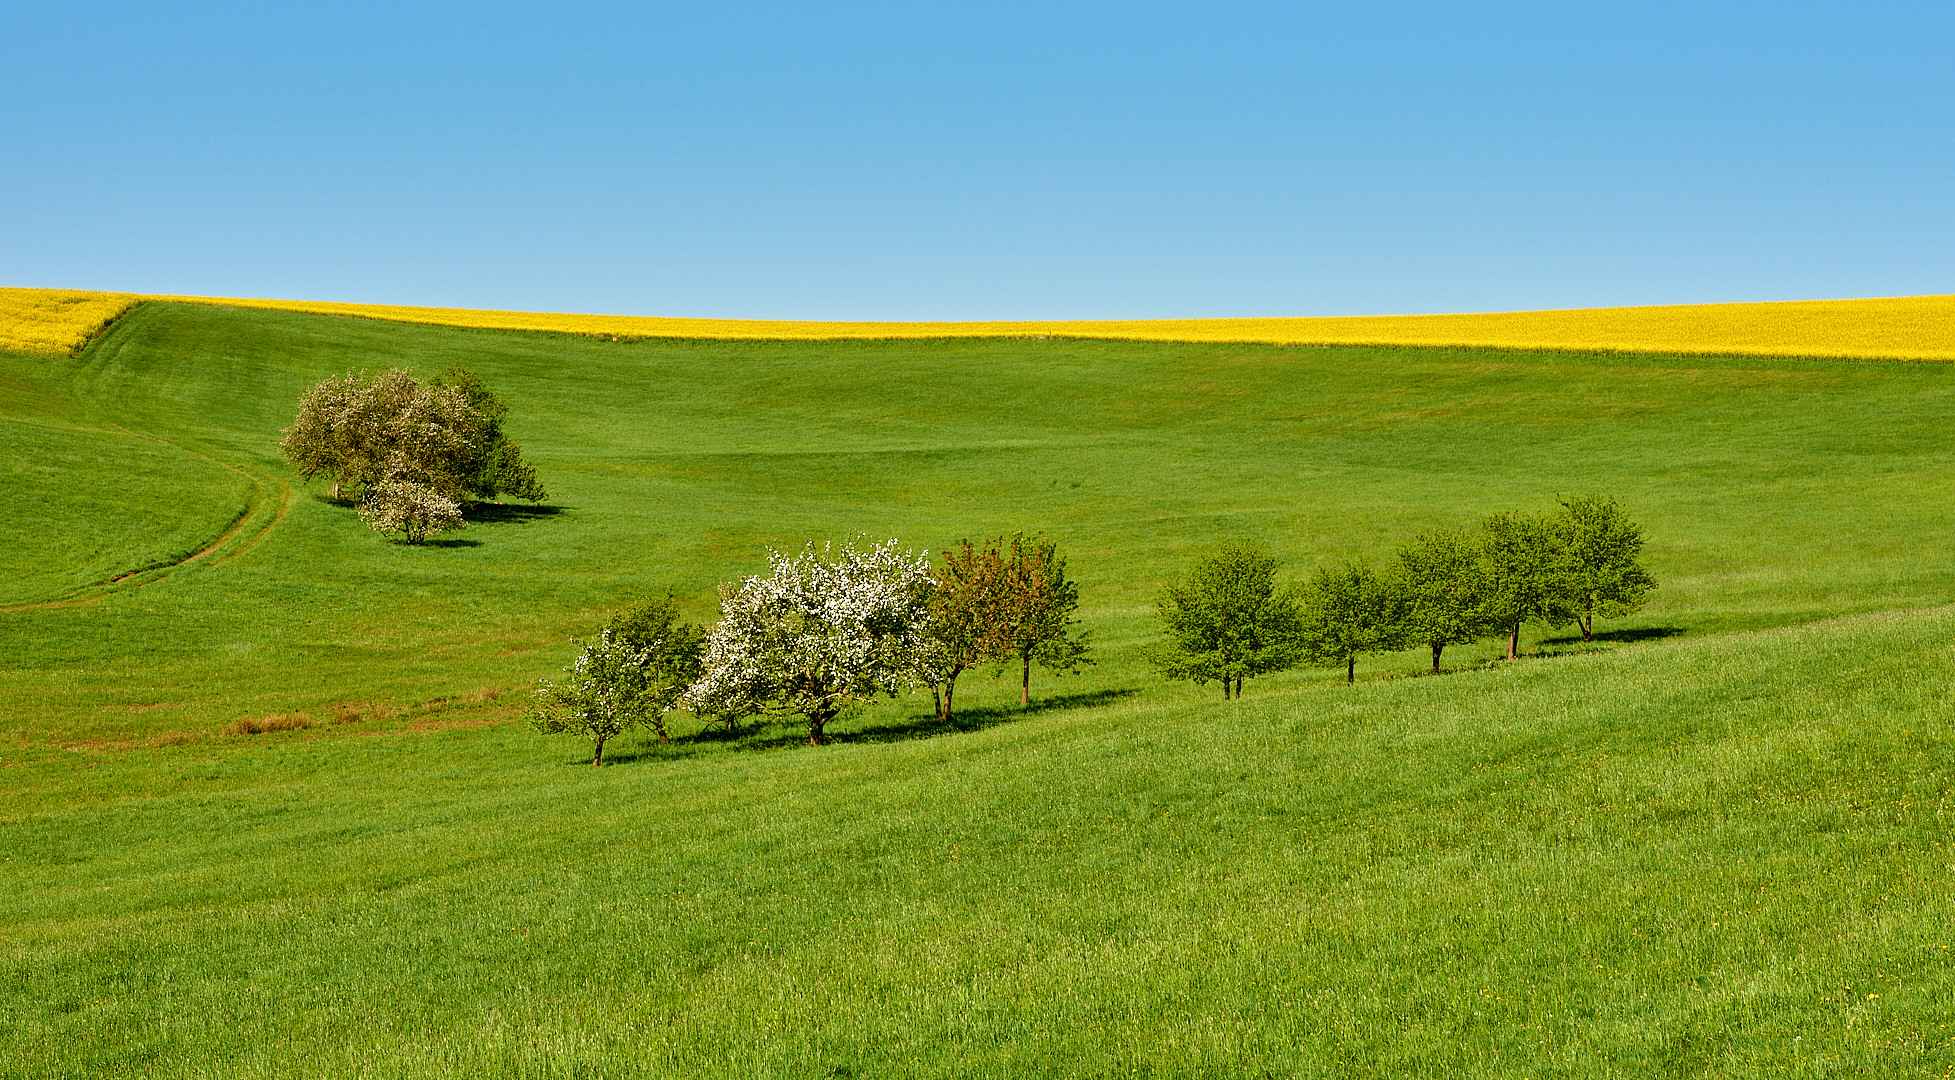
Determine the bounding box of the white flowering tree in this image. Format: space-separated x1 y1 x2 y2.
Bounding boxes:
357 480 466 544
530 629 663 766
685 538 935 745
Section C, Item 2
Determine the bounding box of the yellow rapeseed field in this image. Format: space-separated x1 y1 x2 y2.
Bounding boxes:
0 287 141 357
6 286 1954 360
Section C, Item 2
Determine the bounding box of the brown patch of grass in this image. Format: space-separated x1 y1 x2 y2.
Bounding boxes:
229 712 312 736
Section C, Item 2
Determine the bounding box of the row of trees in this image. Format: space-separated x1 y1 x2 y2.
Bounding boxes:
1148 496 1655 695
532 535 1090 762
280 367 545 543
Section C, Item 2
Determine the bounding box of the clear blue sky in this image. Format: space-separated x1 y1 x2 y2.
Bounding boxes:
6 2 1951 319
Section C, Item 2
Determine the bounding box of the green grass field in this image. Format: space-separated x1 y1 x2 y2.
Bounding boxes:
4 301 1954 1075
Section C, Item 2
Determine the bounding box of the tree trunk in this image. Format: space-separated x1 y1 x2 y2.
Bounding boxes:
592 737 606 766
1235 676 1244 698
1021 653 1030 707
943 677 957 721
932 685 943 721
1346 655 1356 684
1582 613 1593 642
1431 642 1444 674
809 705 836 746
1507 621 1521 660
1222 680 1231 700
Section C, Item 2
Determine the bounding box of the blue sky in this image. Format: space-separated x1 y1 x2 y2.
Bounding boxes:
5 2 1951 318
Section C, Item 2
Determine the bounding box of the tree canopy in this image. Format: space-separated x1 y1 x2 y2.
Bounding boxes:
1394 526 1495 673
279 367 545 508
992 534 1092 706
1145 541 1301 698
1554 494 1656 641
683 539 935 745
1297 562 1407 684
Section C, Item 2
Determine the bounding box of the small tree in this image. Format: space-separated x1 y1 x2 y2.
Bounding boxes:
603 593 706 740
1476 509 1575 659
357 480 465 544
994 534 1092 707
530 630 661 765
1145 541 1301 698
684 539 934 745
1297 563 1408 684
923 538 1012 720
1394 526 1495 673
1554 494 1656 641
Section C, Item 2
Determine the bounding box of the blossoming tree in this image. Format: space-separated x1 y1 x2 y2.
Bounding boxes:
685 539 935 745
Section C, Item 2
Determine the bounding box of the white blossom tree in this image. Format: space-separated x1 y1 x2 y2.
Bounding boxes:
357 480 466 544
685 538 935 745
530 629 660 765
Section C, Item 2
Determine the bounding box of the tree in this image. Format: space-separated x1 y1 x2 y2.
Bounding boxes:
429 366 548 502
922 538 1012 721
279 367 544 507
683 539 935 745
603 593 707 740
356 480 466 544
530 629 664 765
1297 563 1408 684
279 372 365 499
1145 541 1302 698
1394 526 1495 673
994 534 1091 706
1554 494 1656 641
1476 509 1575 660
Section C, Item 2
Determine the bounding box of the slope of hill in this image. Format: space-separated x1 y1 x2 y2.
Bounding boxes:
6 603 1953 1076
3 300 1953 1075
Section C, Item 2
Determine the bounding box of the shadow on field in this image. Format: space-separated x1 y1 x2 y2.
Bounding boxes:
601 688 1140 765
465 503 566 524
424 537 481 548
1539 626 1685 646
841 687 1141 745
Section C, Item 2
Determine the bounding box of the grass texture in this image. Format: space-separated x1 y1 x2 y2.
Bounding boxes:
3 301 1955 1075
6 285 1955 359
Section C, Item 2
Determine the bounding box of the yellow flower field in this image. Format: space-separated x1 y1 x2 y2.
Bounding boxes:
6 285 1954 360
0 288 142 357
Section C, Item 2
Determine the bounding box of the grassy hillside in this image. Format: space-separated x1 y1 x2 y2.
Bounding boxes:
6 606 1954 1076
4 301 1954 748
3 301 1955 1075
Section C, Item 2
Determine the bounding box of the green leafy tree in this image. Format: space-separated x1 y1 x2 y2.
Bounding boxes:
1297 563 1408 684
1554 494 1656 641
603 593 707 740
995 534 1092 707
923 538 1012 720
1476 509 1575 659
1145 541 1301 698
1394 526 1495 673
531 630 666 765
429 366 548 502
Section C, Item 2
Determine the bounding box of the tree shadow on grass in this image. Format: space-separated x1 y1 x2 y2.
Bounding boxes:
838 687 1140 745
423 537 482 548
600 687 1140 765
465 503 566 525
1538 626 1686 646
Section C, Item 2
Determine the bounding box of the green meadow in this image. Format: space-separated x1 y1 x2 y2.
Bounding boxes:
3 301 1954 1076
